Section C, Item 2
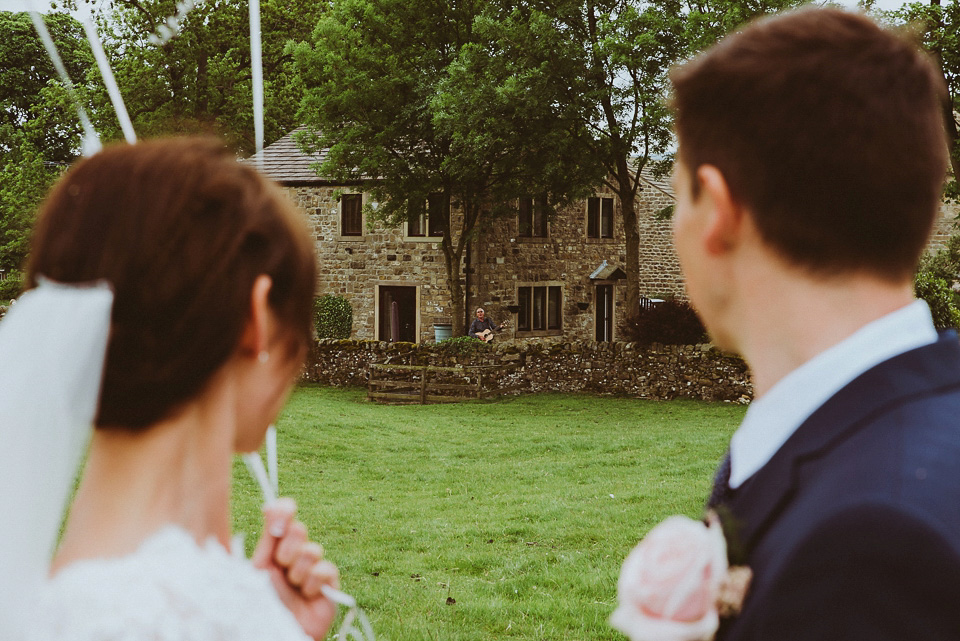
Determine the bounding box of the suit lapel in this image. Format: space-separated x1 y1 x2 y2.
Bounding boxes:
724 332 960 551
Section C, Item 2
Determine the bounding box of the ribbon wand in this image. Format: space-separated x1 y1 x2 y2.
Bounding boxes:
242 434 375 640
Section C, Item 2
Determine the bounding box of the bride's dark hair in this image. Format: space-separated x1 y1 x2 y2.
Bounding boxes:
27 138 317 430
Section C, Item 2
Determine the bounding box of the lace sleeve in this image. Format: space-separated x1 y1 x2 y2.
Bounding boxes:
27 527 311 641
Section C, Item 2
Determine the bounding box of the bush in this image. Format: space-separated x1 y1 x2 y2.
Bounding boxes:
619 299 707 346
919 234 960 285
313 294 352 339
435 334 486 356
0 273 24 303
915 271 960 329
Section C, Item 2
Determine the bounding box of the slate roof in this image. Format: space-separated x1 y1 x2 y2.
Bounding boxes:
589 260 627 280
245 127 332 185
248 127 676 198
637 165 674 198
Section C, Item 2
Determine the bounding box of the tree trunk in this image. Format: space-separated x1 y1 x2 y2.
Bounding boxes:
944 97 960 185
619 188 641 318
442 241 466 337
613 154 641 318
929 0 960 184
439 191 467 337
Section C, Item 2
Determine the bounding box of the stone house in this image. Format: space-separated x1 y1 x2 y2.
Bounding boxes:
249 130 683 344
250 130 958 343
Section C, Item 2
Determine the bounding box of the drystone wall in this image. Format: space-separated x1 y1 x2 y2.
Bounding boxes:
301 339 752 403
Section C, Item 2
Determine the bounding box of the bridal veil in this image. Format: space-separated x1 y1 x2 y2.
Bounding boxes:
0 279 113 634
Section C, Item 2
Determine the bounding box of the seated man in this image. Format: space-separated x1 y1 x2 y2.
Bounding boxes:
468 307 503 342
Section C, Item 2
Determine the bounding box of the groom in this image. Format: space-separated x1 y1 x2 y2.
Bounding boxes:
671 8 960 639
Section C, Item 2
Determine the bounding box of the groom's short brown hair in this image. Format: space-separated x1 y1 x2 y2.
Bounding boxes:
671 8 948 281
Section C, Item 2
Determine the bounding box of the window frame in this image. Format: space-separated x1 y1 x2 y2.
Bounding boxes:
516 284 562 335
586 196 614 239
340 193 364 238
404 193 447 240
518 195 548 238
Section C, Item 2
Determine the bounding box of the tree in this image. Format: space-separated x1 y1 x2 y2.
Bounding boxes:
292 0 602 334
0 11 92 162
0 136 60 272
0 12 88 272
78 0 324 153
887 0 960 199
535 0 803 316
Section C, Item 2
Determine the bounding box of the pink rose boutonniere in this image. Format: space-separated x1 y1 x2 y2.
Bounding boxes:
610 513 752 641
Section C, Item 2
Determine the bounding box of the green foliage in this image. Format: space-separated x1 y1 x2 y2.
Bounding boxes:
513 0 803 315
233 386 743 641
313 294 353 339
915 270 960 329
654 204 675 221
619 299 708 346
435 334 486 355
6 0 325 154
292 0 606 333
886 0 960 200
0 139 60 272
0 272 24 302
920 234 960 284
0 11 92 163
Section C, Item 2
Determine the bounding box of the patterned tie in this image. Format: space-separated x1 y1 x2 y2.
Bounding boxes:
707 450 732 509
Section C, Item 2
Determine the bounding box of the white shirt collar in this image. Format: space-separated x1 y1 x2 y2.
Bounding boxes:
729 300 938 488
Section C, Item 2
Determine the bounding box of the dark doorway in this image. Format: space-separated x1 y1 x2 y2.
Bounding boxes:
596 284 614 342
378 286 418 343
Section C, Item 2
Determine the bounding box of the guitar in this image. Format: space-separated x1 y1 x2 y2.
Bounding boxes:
477 320 508 342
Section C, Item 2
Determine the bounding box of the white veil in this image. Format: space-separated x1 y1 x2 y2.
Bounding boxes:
0 279 113 635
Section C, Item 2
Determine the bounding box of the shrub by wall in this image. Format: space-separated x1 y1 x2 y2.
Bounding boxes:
619 299 707 347
301 339 752 403
313 294 353 339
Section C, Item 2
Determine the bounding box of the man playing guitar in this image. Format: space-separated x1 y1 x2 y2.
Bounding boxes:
468 307 507 342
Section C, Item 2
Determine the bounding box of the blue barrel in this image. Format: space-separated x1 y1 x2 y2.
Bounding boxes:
434 323 453 342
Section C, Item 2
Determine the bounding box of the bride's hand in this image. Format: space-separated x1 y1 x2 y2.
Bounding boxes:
252 498 339 640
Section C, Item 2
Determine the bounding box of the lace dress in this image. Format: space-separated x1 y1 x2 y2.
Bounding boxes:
26 526 311 641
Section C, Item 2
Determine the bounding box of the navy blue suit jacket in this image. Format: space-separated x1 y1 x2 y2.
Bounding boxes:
717 332 960 640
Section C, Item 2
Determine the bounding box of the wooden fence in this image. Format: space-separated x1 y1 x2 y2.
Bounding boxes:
367 363 518 404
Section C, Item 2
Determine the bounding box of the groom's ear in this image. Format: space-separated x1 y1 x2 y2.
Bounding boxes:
696 165 747 256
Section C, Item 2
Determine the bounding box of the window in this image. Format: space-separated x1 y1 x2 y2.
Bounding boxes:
587 196 614 239
517 285 562 332
427 193 446 237
518 196 547 238
406 193 447 238
340 193 363 236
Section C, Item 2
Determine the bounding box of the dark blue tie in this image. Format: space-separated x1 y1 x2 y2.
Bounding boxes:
707 450 732 509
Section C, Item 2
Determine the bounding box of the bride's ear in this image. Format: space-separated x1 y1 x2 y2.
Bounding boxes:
238 275 274 359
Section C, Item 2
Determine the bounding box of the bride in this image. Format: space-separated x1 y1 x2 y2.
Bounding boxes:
0 138 338 640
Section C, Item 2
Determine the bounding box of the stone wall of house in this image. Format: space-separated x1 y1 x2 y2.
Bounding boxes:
286 176 685 344
926 201 959 253
469 177 685 344
284 186 464 343
301 338 752 402
636 182 686 297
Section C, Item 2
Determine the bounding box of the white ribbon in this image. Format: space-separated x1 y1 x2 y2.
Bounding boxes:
0 279 113 636
243 439 376 641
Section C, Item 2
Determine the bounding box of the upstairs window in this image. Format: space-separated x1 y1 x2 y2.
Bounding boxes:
427 193 446 237
407 193 447 237
587 196 614 239
518 195 547 238
340 193 363 236
517 285 562 332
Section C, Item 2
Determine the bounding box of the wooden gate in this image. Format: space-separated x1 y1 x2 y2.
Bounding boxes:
367 363 514 404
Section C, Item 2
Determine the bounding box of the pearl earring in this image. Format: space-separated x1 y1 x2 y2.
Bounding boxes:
258 351 269 364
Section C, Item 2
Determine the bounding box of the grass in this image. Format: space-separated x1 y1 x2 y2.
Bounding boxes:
231 386 744 641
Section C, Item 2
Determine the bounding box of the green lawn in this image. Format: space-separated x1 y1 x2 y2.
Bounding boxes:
231 386 744 641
